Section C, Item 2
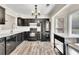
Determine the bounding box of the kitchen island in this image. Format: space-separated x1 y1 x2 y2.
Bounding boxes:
54 33 79 55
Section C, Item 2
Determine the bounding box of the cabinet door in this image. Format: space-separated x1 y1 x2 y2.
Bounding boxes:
0 6 5 24
0 38 5 55
21 19 25 26
6 35 17 55
25 19 29 26
17 18 21 26
17 18 35 26
18 18 29 26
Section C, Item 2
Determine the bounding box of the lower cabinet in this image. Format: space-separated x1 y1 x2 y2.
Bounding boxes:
6 32 25 55
6 35 17 55
41 31 50 41
6 33 24 55
0 32 25 55
0 38 5 55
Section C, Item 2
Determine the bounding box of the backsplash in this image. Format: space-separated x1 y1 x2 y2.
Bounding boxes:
0 14 16 30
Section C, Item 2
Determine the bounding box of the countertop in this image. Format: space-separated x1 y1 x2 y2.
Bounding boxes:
55 33 79 38
68 43 79 52
0 29 26 38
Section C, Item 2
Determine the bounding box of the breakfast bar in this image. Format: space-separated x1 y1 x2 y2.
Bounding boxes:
54 33 79 55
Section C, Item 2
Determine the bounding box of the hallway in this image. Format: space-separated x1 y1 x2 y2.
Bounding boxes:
10 41 55 55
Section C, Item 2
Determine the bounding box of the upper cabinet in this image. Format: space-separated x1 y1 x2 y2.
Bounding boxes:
17 17 41 26
0 6 5 24
17 17 29 26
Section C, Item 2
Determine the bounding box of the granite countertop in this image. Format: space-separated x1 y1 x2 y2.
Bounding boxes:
0 29 25 38
68 43 79 52
0 27 41 38
55 33 79 38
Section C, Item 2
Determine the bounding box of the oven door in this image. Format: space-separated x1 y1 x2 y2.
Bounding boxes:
30 32 35 37
28 32 37 41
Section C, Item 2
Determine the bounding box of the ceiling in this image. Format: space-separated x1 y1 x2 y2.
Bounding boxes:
6 4 55 17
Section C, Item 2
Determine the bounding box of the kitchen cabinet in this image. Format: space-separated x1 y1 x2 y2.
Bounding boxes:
28 19 35 23
17 17 35 26
0 38 5 55
17 17 28 26
6 32 26 54
41 19 50 41
6 35 17 54
1 32 25 55
0 6 5 24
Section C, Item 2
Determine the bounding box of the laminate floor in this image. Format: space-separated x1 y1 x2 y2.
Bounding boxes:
10 41 55 55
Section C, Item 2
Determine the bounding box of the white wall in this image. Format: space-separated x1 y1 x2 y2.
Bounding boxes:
50 5 69 43
50 4 79 43
16 14 48 32
54 4 79 35
0 4 48 32
50 17 54 43
0 4 18 30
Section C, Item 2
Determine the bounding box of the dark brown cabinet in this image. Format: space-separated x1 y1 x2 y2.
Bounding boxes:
17 17 28 26
0 6 5 24
5 32 25 55
41 19 50 41
17 17 36 26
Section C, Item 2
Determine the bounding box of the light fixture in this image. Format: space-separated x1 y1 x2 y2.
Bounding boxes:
32 5 40 19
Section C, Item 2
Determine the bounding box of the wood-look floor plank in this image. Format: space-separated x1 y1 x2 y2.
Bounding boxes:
10 41 55 55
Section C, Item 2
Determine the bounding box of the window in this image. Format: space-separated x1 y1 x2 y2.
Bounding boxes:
70 11 79 34
55 18 64 33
